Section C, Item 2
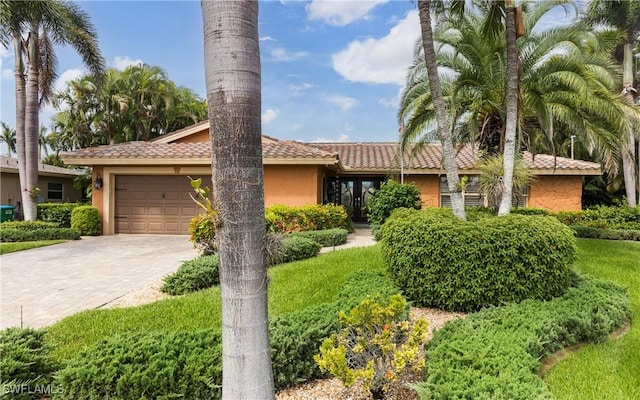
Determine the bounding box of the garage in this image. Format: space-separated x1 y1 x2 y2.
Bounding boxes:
115 175 208 234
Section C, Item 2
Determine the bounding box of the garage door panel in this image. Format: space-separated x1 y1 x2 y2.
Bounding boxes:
115 175 209 234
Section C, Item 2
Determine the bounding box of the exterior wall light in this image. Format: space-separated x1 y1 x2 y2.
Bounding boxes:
94 173 103 190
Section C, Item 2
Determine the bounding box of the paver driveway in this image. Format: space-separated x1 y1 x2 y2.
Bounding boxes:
0 235 197 329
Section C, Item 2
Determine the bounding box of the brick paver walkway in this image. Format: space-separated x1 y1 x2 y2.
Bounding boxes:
0 235 197 329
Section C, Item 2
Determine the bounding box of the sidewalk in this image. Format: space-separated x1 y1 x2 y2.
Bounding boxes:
319 225 376 253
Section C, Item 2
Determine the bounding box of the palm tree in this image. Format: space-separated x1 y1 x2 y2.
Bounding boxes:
585 0 640 206
400 1 639 199
38 125 49 159
416 0 466 220
0 122 17 156
1 0 105 220
201 1 274 398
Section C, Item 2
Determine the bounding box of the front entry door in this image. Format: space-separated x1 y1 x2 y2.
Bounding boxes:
338 178 383 222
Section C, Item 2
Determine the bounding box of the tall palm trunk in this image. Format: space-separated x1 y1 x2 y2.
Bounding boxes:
418 0 466 220
622 43 637 206
498 3 519 216
201 1 274 398
13 35 27 208
23 26 41 220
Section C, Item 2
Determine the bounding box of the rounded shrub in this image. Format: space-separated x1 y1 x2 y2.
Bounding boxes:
189 213 217 255
365 180 421 228
161 255 220 295
290 228 348 247
279 236 321 263
70 206 101 236
380 209 578 312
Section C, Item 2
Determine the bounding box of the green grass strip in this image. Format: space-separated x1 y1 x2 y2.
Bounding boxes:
0 240 66 254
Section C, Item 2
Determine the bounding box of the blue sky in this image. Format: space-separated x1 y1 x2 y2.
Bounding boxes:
0 0 577 148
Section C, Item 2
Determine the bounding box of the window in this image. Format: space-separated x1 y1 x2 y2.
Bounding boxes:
440 176 528 208
47 182 63 202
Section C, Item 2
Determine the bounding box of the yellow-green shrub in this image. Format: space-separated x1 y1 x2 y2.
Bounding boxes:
266 204 351 233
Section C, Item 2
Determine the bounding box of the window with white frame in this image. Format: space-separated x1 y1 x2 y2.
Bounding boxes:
47 182 63 202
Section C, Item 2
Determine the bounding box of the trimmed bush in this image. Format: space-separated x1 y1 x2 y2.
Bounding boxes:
55 330 223 400
290 228 348 247
189 213 217 255
570 226 640 241
279 236 321 263
380 208 577 312
510 207 551 216
0 221 58 231
415 278 631 400
0 228 80 243
37 203 84 228
70 206 100 236
553 205 640 231
0 327 59 400
266 204 351 233
161 255 220 295
365 180 421 227
55 269 401 398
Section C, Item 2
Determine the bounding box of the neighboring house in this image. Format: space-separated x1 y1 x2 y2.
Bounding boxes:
0 156 85 214
61 121 601 235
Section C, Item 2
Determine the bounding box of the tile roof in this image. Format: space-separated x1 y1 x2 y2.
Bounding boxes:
61 138 600 173
62 137 336 162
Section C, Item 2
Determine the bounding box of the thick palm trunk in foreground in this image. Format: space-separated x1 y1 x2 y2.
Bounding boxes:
201 1 275 398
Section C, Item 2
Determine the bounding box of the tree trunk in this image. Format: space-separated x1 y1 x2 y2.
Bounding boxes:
13 34 28 215
24 27 41 221
621 43 637 206
417 0 466 220
201 1 275 398
498 4 519 216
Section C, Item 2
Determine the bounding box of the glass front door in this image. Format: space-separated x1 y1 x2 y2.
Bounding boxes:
333 178 384 222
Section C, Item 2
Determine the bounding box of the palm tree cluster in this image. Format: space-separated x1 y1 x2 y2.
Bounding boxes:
403 0 640 210
1 0 105 220
50 64 208 151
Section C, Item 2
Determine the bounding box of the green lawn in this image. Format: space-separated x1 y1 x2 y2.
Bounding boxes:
544 239 640 400
46 239 639 398
46 246 386 361
0 240 66 254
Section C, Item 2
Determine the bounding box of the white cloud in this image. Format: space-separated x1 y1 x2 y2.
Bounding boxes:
269 48 308 62
2 69 12 79
311 133 350 143
262 108 280 125
260 36 276 41
289 82 315 94
332 10 419 85
54 68 84 93
379 86 404 108
112 56 143 70
306 0 388 26
327 95 357 112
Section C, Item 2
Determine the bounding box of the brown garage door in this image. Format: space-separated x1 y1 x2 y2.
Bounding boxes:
115 175 209 234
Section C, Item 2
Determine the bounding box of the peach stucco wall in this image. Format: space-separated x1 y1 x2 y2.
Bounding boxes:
174 130 209 143
528 176 583 211
264 165 321 206
405 175 440 207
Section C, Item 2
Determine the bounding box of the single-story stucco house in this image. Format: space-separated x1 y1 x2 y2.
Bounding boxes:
61 121 601 235
0 156 85 215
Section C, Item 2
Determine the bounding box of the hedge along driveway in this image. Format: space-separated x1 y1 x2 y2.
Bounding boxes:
0 235 197 329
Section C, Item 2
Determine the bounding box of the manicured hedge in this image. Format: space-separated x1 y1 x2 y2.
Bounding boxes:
70 206 100 236
380 208 577 312
37 203 85 228
571 226 640 241
161 255 220 295
415 278 631 400
266 204 351 233
54 269 401 398
0 221 58 231
290 228 348 247
279 236 321 263
0 327 59 400
55 330 223 400
554 205 640 231
0 228 81 243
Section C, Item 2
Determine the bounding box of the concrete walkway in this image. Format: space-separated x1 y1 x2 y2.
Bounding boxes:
0 235 197 329
319 226 376 253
